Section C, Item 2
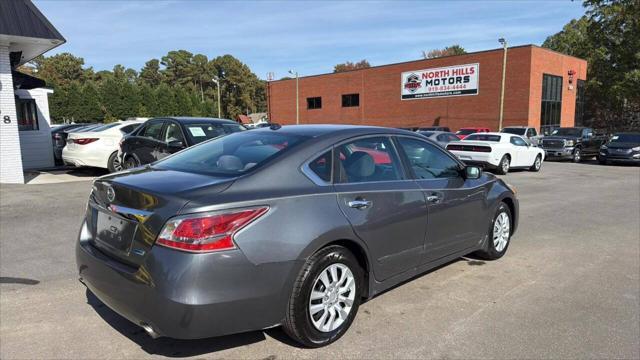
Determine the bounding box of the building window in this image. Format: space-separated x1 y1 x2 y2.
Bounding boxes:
342 93 360 107
574 79 585 126
540 74 563 136
307 97 322 110
15 97 39 131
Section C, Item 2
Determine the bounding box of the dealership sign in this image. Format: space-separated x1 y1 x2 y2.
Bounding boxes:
401 63 479 100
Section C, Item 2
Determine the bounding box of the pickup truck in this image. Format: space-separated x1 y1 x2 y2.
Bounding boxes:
501 126 543 146
539 127 607 162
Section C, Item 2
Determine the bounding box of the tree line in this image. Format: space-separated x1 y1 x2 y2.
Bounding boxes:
543 0 639 131
21 50 267 123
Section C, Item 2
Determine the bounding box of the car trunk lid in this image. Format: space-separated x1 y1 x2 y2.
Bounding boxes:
87 167 235 267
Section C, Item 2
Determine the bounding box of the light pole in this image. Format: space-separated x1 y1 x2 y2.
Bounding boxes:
498 38 508 131
289 70 299 125
212 77 221 118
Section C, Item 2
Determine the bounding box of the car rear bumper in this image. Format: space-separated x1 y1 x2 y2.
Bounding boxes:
450 151 501 168
76 220 295 339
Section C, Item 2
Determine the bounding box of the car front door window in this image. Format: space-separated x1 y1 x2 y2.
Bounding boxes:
396 137 460 180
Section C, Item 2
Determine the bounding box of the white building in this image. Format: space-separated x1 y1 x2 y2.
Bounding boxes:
0 0 65 183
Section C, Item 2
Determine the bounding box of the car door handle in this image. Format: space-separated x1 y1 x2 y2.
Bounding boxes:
426 194 441 203
348 199 372 209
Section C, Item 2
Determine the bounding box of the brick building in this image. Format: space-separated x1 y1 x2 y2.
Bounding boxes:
267 45 587 135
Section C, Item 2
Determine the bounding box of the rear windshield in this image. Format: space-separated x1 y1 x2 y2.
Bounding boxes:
456 129 477 135
610 134 640 143
501 128 526 135
89 123 121 132
184 123 246 145
465 134 502 142
154 131 309 176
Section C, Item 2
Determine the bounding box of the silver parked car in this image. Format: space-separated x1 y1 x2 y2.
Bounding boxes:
76 125 518 347
417 130 461 147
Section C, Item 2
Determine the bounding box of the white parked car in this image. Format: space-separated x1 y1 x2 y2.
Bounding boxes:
446 132 545 174
62 120 143 172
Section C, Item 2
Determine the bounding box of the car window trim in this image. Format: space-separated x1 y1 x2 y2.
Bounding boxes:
301 148 334 186
300 134 416 186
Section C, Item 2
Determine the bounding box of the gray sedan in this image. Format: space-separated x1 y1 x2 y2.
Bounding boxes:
76 125 518 347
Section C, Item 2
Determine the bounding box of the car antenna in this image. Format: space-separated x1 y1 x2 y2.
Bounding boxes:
270 123 281 130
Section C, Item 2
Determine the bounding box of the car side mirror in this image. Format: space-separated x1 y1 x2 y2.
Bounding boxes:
168 140 185 149
464 166 482 179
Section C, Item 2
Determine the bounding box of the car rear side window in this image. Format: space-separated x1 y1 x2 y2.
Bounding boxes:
336 137 403 183
397 137 460 179
142 122 165 140
308 151 332 182
154 131 309 176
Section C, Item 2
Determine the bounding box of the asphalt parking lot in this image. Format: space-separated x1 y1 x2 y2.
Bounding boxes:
1 161 638 359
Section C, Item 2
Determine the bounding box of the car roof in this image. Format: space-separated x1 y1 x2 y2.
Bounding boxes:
502 126 528 128
155 117 240 125
250 124 415 138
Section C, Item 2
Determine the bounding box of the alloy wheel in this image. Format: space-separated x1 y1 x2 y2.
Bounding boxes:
502 158 510 174
534 156 541 170
308 263 356 333
112 156 123 172
493 212 510 252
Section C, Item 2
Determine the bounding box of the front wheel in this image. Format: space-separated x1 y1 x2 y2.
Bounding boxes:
474 202 512 260
529 155 542 172
283 245 363 348
572 148 582 163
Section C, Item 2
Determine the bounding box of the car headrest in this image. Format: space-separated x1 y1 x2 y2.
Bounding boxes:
344 151 375 179
217 155 243 171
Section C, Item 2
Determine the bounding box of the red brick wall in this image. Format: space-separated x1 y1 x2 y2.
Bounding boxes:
268 45 587 132
528 46 588 129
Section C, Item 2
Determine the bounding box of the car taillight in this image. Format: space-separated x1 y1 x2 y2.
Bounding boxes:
73 138 99 145
156 207 269 253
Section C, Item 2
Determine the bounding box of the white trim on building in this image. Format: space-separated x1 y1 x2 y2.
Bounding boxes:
0 44 25 184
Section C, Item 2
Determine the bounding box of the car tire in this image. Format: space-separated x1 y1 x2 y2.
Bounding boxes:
123 156 139 169
474 202 512 260
283 245 363 348
529 155 542 172
572 147 582 163
107 152 123 173
496 155 510 175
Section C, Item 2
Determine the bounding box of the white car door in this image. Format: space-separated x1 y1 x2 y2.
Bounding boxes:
509 136 531 167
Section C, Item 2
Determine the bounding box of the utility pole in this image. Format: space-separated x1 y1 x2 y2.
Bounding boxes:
212 77 221 118
498 38 508 131
289 70 299 124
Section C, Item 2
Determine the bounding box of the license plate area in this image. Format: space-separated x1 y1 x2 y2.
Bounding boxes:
95 211 137 253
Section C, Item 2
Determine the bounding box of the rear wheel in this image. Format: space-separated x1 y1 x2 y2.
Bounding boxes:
474 202 512 260
572 147 582 163
107 152 123 173
496 155 510 175
283 245 363 348
123 156 139 169
529 155 542 172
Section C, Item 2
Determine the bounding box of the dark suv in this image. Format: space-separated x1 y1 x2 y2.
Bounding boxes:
119 117 246 169
539 127 607 162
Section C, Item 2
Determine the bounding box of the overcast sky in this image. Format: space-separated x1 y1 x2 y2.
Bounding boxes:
34 0 586 79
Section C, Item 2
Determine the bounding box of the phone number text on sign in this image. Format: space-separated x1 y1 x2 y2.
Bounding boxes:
401 63 479 100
